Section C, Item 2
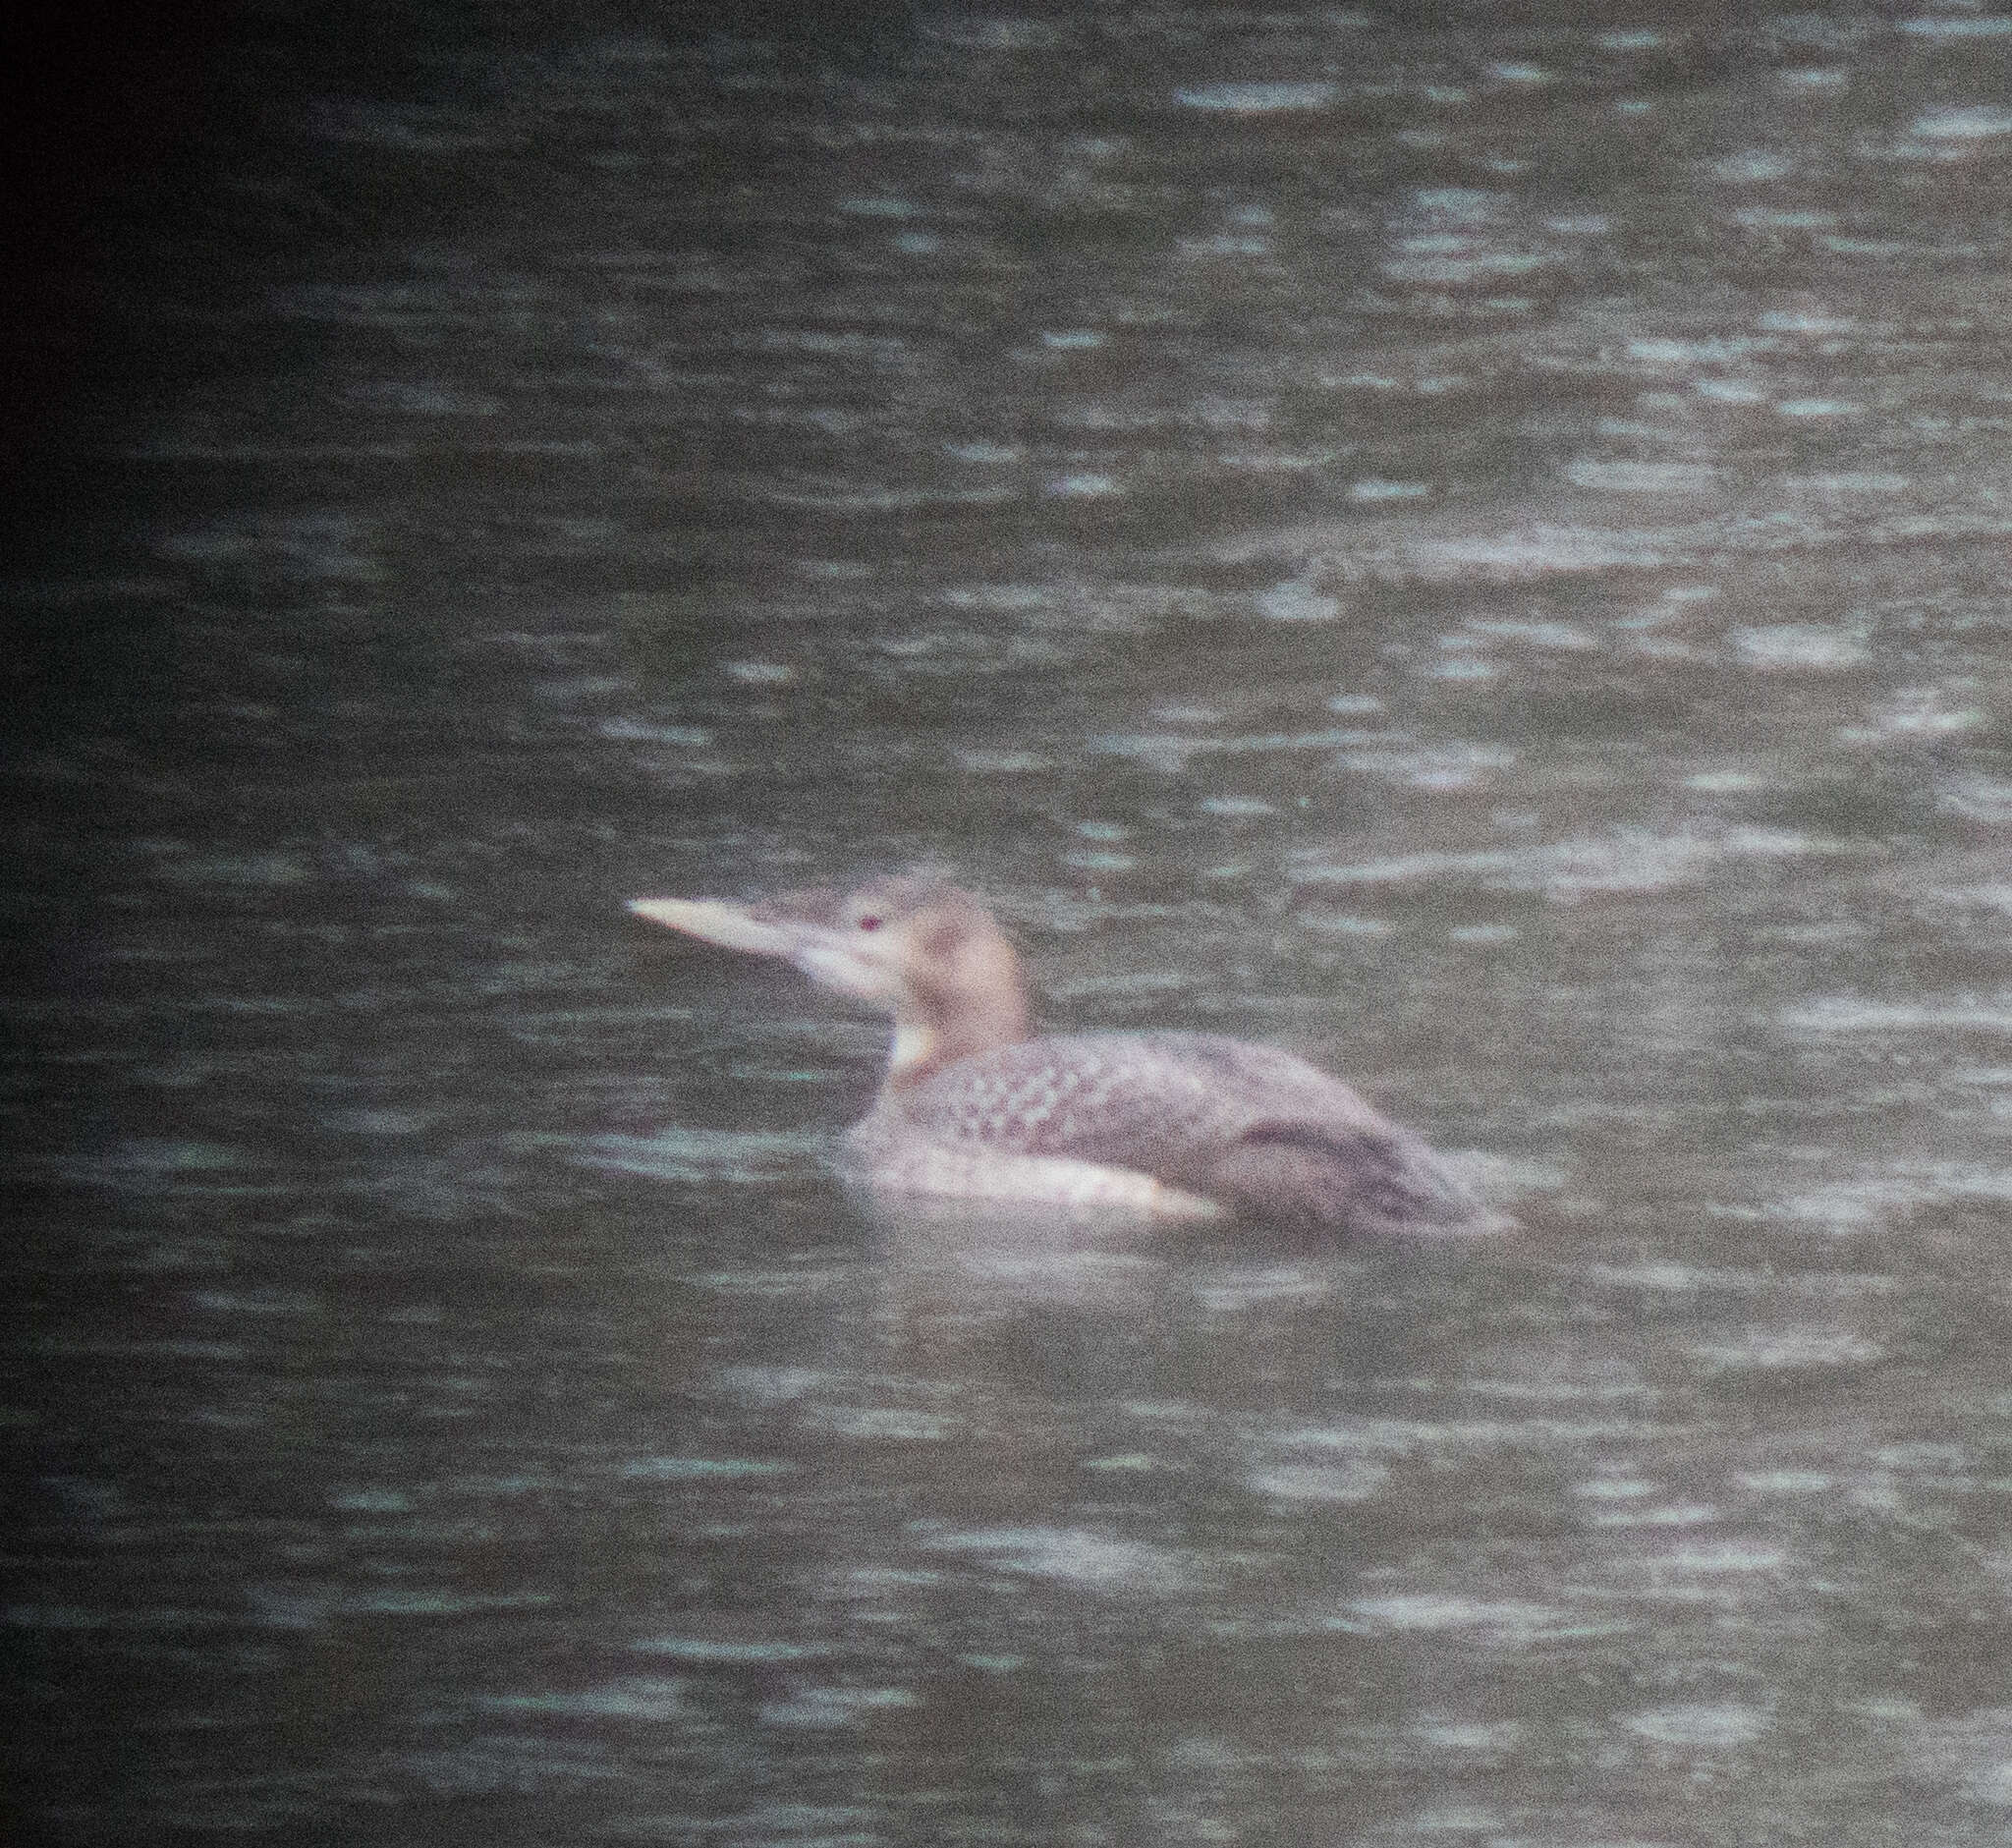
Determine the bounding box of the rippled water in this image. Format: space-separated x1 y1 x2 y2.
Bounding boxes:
8 4 2012 1843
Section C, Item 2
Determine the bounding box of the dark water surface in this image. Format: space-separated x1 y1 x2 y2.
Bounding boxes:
9 3 2012 1843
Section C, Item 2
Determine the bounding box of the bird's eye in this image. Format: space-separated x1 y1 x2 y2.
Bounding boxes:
857 914 883 932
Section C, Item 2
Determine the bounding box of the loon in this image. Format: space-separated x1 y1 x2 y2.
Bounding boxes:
628 874 1488 1236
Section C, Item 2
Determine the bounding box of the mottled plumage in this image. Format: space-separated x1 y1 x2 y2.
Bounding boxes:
629 875 1487 1236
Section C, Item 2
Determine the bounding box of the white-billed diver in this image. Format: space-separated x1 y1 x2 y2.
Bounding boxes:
629 874 1492 1236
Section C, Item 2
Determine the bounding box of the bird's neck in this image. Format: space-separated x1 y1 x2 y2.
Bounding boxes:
881 936 1029 1092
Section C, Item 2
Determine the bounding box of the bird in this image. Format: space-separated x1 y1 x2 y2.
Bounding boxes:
627 873 1491 1236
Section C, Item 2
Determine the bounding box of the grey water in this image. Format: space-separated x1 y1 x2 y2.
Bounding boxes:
7 3 2012 1843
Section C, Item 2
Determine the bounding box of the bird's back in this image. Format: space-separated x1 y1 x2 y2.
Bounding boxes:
853 1031 1481 1235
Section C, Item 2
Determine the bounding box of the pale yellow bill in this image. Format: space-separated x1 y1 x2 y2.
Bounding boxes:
627 897 801 957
